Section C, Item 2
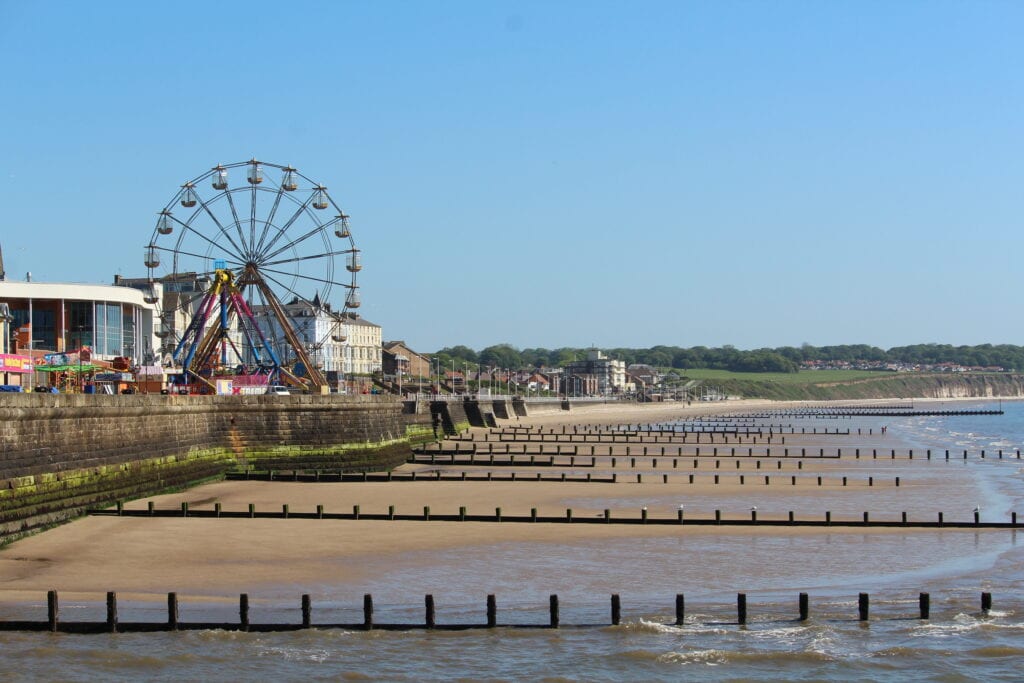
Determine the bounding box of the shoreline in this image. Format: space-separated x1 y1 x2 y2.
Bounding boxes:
0 398 1017 607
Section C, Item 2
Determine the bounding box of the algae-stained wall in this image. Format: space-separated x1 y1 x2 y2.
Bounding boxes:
0 394 428 540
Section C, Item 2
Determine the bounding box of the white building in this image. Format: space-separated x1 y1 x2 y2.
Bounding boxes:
564 349 627 395
0 279 159 364
254 298 382 382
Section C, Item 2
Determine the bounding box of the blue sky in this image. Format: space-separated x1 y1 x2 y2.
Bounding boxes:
1 1 1021 352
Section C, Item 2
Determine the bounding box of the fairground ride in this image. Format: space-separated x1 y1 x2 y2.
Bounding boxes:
143 159 361 392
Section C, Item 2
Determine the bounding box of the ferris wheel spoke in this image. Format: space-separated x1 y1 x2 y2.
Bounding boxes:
261 224 331 263
175 217 247 264
223 190 247 256
152 243 245 268
260 265 353 290
261 249 355 268
255 188 287 256
258 196 317 257
191 195 248 259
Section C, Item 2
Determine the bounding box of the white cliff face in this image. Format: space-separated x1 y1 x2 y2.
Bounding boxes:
918 376 1024 399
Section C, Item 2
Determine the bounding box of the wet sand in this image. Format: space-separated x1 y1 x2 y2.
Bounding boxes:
0 399 1003 605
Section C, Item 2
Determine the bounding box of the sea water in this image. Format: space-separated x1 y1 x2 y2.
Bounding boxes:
2 400 1023 681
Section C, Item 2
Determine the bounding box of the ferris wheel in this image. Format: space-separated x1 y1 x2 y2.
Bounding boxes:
144 159 360 391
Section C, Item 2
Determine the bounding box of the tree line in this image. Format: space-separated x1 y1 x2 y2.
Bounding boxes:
430 343 1024 374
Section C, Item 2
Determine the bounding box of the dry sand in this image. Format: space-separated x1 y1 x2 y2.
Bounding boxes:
0 399 994 604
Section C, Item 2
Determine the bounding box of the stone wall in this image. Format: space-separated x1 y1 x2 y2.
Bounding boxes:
0 394 433 541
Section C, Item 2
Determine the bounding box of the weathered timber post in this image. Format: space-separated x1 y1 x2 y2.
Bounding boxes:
675 594 685 625
799 593 809 621
737 593 747 625
47 590 58 632
425 594 435 629
487 594 497 627
858 593 869 621
240 593 250 631
919 593 930 620
168 592 179 630
549 594 560 628
611 594 621 625
363 594 374 629
106 591 118 633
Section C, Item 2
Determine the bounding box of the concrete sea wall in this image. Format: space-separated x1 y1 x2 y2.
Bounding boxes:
0 394 434 542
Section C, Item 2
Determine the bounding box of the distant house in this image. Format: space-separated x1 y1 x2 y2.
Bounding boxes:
382 340 431 379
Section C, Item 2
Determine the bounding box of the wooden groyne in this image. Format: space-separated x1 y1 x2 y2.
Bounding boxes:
89 503 1020 528
0 590 1001 633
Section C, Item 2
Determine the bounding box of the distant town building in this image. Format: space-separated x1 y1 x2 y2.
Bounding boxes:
252 298 382 382
564 349 626 396
382 341 431 379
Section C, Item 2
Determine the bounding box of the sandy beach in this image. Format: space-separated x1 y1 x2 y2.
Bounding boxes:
0 398 1009 606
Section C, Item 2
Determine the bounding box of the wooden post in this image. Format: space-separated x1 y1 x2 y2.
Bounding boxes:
858 593 869 621
611 594 621 625
460 506 467 522
363 593 374 629
181 501 189 517
353 504 360 520
425 594 435 629
240 593 250 631
675 593 685 625
919 593 930 620
215 502 222 517
168 592 179 630
737 593 747 625
106 591 118 633
799 592 809 621
487 594 497 627
549 594 560 628
424 506 430 521
47 590 59 632
249 503 255 518
982 592 992 612
148 501 155 516
283 504 289 519
116 501 123 516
